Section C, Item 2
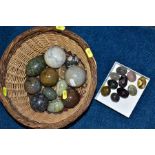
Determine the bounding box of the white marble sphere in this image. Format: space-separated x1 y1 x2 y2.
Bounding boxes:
44 46 66 68
65 66 86 87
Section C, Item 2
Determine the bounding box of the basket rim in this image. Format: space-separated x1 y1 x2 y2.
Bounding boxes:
0 26 97 128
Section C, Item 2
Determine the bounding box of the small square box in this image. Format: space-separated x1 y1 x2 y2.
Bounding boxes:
95 62 150 117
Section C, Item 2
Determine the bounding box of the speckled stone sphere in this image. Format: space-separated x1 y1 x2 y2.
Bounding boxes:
26 55 46 76
128 85 137 96
42 87 57 101
65 54 79 68
56 80 68 96
47 99 64 113
44 46 66 68
24 77 41 94
137 77 147 89
65 66 86 87
62 88 80 108
101 86 111 96
40 68 58 86
127 70 136 82
30 94 48 112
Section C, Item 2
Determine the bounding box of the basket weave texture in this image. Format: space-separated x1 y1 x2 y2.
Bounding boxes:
0 27 97 128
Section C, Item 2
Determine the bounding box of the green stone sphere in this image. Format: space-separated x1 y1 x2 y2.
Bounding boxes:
26 55 46 77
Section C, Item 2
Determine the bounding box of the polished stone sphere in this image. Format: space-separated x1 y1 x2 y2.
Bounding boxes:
26 55 46 76
111 93 120 102
107 79 118 89
47 99 64 113
62 88 80 108
65 66 86 87
137 77 147 89
24 77 41 94
44 46 66 68
127 70 136 82
40 68 59 86
117 88 129 98
128 85 137 96
30 94 48 112
42 87 57 100
119 75 128 88
116 66 127 75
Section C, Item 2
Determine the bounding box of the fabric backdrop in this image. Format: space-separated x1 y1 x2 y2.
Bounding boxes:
0 26 155 129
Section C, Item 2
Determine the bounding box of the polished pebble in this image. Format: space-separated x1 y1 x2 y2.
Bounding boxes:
56 80 68 96
109 72 120 81
62 88 80 108
26 55 46 76
101 86 111 96
107 79 118 89
127 70 136 82
137 77 147 89
40 68 58 86
111 93 120 102
117 88 129 98
116 66 127 75
65 66 86 87
47 99 64 113
42 87 57 100
119 75 128 88
128 85 137 96
24 77 41 94
44 46 66 68
30 94 48 112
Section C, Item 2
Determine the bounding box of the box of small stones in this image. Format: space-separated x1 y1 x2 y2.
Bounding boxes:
95 62 150 117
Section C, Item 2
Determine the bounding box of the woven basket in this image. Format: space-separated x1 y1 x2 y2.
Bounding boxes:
0 27 97 128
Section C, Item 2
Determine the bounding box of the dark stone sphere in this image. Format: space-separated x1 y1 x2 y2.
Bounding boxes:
62 88 80 108
30 93 48 112
117 88 129 98
42 87 57 101
119 75 128 88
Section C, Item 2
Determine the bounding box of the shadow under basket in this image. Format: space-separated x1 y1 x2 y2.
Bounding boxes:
0 27 97 128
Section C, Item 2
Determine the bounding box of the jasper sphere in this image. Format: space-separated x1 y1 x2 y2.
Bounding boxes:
40 68 58 86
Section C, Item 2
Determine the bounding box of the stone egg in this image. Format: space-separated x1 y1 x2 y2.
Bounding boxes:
24 77 41 94
127 70 136 82
47 99 64 113
128 85 137 96
137 77 147 89
40 68 58 86
111 93 120 102
116 66 127 75
62 88 80 108
101 86 111 96
117 88 129 98
30 94 48 112
44 46 66 68
56 80 68 96
65 66 86 87
119 75 128 88
109 72 120 81
26 55 46 76
42 87 57 101
107 79 118 89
